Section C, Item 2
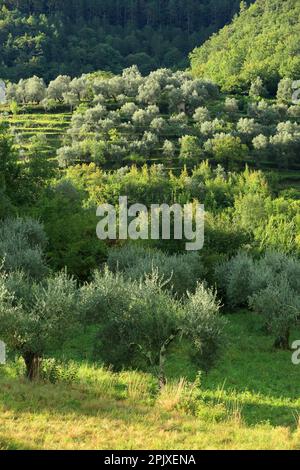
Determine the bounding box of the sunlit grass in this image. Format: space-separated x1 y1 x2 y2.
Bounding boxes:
1 313 300 449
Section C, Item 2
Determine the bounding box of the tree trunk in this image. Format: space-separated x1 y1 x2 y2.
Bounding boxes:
158 329 182 390
274 330 290 350
23 352 41 381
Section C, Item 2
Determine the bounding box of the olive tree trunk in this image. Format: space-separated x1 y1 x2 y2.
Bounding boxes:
158 329 182 390
274 330 290 350
23 352 41 381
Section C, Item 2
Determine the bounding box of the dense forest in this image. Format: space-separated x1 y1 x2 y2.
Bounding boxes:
191 0 300 93
0 0 246 80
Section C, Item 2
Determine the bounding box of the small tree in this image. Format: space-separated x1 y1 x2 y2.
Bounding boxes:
10 100 19 115
249 278 300 350
184 283 225 371
47 75 71 102
24 76 46 104
193 106 210 123
162 139 176 159
249 77 267 99
0 270 79 379
84 270 224 388
206 134 248 170
179 135 201 163
224 97 239 114
277 78 293 104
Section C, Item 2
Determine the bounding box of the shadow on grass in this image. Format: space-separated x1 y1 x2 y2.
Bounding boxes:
165 312 300 428
1 313 299 430
0 435 35 450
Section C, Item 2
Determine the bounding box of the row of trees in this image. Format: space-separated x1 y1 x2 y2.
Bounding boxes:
37 68 299 170
0 217 224 386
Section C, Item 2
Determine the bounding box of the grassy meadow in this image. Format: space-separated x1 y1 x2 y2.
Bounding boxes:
1 313 300 450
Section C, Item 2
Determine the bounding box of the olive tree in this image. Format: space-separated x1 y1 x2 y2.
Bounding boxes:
24 76 46 103
82 269 224 388
217 251 300 350
249 77 267 99
107 245 205 298
0 217 48 279
47 75 71 102
205 133 248 170
277 78 294 104
0 270 79 380
163 139 176 159
179 135 201 163
224 97 239 114
249 278 300 350
193 106 210 123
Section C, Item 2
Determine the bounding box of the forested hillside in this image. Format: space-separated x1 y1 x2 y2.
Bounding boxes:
0 0 245 80
191 0 300 93
1 0 300 452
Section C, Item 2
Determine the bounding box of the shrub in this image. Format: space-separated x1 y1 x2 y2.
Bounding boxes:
0 270 80 380
84 269 225 386
107 244 205 297
40 359 79 384
0 218 48 280
184 283 225 370
215 252 254 309
249 277 300 349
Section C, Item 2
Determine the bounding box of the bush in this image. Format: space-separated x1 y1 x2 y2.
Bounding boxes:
184 284 225 370
215 251 254 309
40 359 79 384
217 251 300 349
0 218 48 279
83 269 225 386
107 244 205 297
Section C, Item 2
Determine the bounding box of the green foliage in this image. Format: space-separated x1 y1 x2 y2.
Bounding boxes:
191 0 300 94
84 269 183 372
184 284 225 371
82 269 224 380
0 218 47 279
0 269 80 378
31 180 107 281
0 123 19 215
217 251 300 348
249 77 267 99
107 244 205 298
0 1 243 81
40 359 79 384
179 135 202 163
205 134 248 170
249 278 300 349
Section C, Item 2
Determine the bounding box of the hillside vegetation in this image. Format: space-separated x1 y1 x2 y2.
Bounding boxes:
0 0 244 79
190 0 300 93
4 68 300 175
0 0 300 452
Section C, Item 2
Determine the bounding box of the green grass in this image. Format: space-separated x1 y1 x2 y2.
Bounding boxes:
1 312 300 449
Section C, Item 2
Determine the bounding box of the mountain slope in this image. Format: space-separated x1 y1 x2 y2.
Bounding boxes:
190 0 300 93
0 0 242 80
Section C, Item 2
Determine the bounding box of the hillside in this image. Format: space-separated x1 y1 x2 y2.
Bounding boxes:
190 0 300 93
1 0 300 454
0 0 244 80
